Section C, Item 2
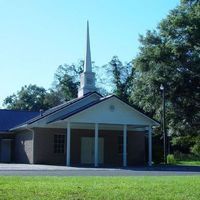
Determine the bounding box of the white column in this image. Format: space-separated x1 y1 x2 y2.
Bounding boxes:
66 121 71 166
123 124 127 167
94 123 99 167
148 125 152 166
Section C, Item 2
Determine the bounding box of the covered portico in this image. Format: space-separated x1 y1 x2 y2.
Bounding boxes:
29 123 150 167
62 122 153 167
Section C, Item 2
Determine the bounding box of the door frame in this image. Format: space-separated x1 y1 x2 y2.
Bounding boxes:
0 139 12 163
81 137 104 165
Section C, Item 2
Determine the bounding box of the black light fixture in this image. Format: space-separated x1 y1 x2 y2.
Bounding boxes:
160 84 167 164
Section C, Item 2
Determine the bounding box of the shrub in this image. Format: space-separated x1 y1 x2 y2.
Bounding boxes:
171 136 195 154
174 151 199 162
167 154 176 165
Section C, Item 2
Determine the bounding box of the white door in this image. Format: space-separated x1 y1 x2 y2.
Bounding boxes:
81 137 104 164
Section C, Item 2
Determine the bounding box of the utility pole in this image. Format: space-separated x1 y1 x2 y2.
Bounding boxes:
160 84 167 164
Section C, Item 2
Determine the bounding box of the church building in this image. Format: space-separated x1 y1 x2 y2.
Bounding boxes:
0 22 159 167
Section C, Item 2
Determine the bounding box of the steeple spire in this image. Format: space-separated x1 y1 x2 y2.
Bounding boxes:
84 21 92 72
78 21 96 98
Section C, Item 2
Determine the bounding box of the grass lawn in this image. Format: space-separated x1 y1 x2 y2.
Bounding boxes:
0 176 200 200
176 160 200 166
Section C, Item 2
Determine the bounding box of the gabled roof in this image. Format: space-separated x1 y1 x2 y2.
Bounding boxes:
0 109 39 132
11 92 159 130
48 95 160 125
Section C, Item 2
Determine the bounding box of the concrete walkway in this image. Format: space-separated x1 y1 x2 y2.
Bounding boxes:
0 164 200 176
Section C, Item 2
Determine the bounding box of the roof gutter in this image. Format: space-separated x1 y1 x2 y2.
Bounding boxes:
10 124 31 132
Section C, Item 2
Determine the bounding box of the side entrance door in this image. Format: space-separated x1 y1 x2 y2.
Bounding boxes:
81 137 104 165
0 139 12 163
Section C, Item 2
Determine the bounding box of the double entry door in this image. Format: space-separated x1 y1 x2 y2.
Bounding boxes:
81 137 104 165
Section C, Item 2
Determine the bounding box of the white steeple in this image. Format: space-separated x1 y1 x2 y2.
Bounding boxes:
84 21 92 72
78 21 96 98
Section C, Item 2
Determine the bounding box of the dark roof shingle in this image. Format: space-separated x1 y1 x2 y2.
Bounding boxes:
0 109 39 132
22 91 102 125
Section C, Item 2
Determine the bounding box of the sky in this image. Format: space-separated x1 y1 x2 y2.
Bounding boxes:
0 0 180 107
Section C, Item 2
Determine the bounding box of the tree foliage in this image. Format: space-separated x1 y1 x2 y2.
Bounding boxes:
3 85 61 111
106 56 135 102
53 62 83 101
131 0 200 152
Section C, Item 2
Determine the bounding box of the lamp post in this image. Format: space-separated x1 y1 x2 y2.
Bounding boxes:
160 84 167 164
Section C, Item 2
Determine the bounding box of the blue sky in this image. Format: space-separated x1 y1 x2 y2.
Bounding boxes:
0 0 180 107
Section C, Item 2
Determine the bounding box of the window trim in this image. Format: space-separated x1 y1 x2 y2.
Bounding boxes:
54 134 65 154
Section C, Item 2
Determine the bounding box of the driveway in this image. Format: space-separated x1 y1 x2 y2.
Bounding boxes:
0 164 200 176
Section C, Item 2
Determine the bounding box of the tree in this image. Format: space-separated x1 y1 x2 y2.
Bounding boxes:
3 85 61 111
106 56 135 103
44 89 64 108
53 61 83 101
131 0 200 153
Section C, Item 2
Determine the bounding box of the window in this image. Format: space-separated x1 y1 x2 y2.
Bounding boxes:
54 134 65 154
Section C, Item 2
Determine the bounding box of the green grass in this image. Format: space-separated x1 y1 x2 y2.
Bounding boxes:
0 176 200 200
176 160 200 166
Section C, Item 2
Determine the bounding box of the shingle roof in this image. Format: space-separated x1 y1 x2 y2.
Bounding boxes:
0 109 39 132
14 91 102 127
